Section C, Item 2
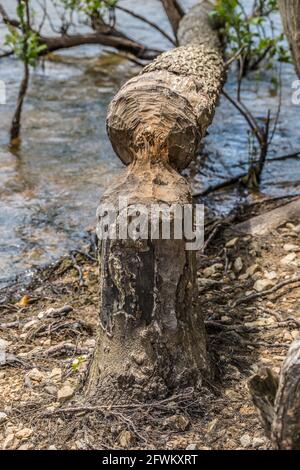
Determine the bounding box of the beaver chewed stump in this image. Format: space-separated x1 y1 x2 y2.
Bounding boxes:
85 1 225 401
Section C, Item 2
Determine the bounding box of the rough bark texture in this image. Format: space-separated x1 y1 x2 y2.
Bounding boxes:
86 1 225 400
279 0 300 77
249 338 300 450
272 338 300 449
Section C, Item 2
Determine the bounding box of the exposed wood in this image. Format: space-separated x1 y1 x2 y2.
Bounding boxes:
230 198 300 236
86 1 225 401
279 0 300 78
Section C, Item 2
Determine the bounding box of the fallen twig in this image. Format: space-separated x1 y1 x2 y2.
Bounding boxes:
233 276 300 307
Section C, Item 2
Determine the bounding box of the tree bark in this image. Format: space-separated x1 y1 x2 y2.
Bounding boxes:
249 337 300 450
279 0 300 78
86 1 225 402
272 337 300 449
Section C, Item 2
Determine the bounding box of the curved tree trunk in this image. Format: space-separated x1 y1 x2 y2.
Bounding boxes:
249 337 300 449
86 1 225 402
279 0 300 77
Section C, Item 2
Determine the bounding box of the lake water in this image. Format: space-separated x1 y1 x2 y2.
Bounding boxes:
0 0 300 289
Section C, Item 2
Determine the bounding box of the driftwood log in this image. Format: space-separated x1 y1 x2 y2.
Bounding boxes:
229 198 300 237
279 0 300 78
249 337 300 449
86 1 225 401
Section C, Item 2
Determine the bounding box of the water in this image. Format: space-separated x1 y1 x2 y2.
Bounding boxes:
0 0 300 288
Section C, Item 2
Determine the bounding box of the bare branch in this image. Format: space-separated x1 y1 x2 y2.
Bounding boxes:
112 4 176 46
160 0 184 39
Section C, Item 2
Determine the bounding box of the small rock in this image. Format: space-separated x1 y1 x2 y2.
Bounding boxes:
226 238 239 248
284 244 299 252
252 437 265 449
264 271 277 280
254 279 274 292
291 330 299 340
18 443 34 450
49 367 62 382
281 253 297 265
240 434 251 448
163 415 190 431
203 263 223 278
186 443 197 450
2 434 18 450
44 385 57 396
48 445 57 450
119 430 134 448
26 368 44 383
57 384 75 402
83 339 96 349
22 320 38 331
0 412 7 424
15 428 33 441
246 264 259 277
234 257 243 273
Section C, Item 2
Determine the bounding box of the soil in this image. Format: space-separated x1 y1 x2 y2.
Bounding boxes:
1 197 300 450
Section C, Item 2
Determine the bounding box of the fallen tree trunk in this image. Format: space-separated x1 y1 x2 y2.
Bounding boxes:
229 197 300 236
86 1 225 401
249 337 300 450
279 0 300 78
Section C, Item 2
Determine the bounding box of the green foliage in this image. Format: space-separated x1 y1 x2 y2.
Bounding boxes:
71 356 87 372
58 0 117 17
210 0 291 73
5 1 47 66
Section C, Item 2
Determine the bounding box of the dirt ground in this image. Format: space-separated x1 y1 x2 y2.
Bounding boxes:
1 197 300 450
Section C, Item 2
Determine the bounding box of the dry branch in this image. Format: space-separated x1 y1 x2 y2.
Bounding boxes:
230 198 300 236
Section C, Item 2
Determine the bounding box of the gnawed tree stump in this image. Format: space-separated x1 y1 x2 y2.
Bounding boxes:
249 337 300 449
86 1 225 401
279 0 300 78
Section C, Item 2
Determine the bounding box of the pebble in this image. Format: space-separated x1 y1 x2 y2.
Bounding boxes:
284 244 299 252
2 434 19 450
203 263 223 278
226 238 239 248
22 320 38 331
240 434 251 448
49 367 62 382
26 368 44 383
163 415 190 432
234 257 243 273
57 384 75 402
15 428 33 440
264 271 277 280
254 279 274 292
18 443 34 450
0 412 7 424
252 437 266 449
119 430 134 448
281 253 297 265
246 264 259 277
